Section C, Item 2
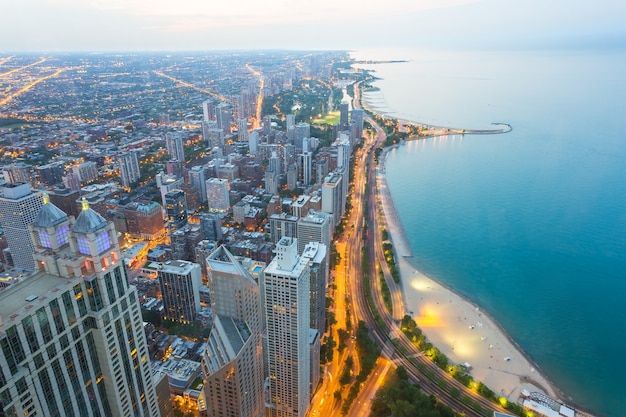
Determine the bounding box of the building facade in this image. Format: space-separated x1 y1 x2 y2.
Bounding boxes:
263 237 310 417
0 196 161 417
0 183 43 270
157 260 202 324
201 246 265 417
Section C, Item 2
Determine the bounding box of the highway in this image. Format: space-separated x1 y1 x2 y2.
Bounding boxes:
335 81 508 417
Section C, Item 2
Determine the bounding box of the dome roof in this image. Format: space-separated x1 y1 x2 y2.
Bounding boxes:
33 193 68 228
73 198 107 234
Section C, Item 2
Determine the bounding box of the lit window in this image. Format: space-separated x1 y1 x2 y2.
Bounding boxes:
56 224 69 246
77 236 91 255
38 231 51 248
96 232 111 254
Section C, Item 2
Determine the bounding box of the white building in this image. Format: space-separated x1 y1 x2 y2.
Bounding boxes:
321 173 343 229
263 237 310 417
205 178 230 212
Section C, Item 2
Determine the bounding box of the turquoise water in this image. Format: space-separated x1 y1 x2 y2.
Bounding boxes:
353 48 626 417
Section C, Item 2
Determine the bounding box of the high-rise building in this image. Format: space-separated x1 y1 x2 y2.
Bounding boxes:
158 260 201 323
36 161 65 186
189 165 209 203
298 151 312 186
301 242 328 335
264 168 279 196
0 183 43 270
164 189 188 230
216 103 232 133
321 173 343 229
4 196 161 417
294 122 310 150
315 159 328 185
350 108 364 138
156 172 183 209
286 114 296 131
248 129 260 154
339 101 349 126
263 237 310 417
237 118 248 141
202 100 215 122
286 164 298 191
3 162 36 184
199 212 223 242
296 210 331 255
269 213 298 244
205 178 230 212
202 246 265 417
165 132 185 163
118 150 141 187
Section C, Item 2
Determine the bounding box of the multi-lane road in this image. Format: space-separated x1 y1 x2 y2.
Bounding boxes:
330 81 508 417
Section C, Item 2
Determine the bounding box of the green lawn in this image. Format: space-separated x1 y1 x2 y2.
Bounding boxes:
312 111 340 125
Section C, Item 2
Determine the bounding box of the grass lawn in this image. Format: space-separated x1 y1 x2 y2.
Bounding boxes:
312 111 340 125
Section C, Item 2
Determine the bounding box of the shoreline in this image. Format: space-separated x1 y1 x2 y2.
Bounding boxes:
362 89 567 406
377 147 565 404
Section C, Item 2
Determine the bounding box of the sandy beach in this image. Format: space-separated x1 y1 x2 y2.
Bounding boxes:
376 146 563 405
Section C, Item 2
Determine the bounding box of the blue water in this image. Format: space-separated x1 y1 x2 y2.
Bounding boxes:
353 48 626 417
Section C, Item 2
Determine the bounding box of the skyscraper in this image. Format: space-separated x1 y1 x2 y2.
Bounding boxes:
237 118 248 141
118 150 141 187
0 183 43 270
2 196 161 417
263 237 310 417
294 122 310 150
215 103 232 133
339 101 349 126
164 189 188 230
199 212 223 242
202 246 265 417
248 129 259 155
165 132 185 163
296 210 331 255
202 100 215 122
188 165 209 203
301 242 328 335
298 151 312 186
205 178 230 212
321 173 343 229
350 108 364 138
157 260 202 324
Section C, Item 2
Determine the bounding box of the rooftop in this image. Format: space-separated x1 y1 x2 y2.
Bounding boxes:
0 270 81 323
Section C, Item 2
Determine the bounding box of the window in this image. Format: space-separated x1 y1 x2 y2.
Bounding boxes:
77 236 91 255
95 232 111 254
56 224 69 246
38 231 52 248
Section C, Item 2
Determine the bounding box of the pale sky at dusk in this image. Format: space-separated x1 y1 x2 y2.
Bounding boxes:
2 0 625 51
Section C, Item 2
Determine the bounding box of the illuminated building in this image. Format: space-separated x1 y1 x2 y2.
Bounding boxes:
263 237 310 417
157 260 201 323
164 189 188 230
0 196 161 416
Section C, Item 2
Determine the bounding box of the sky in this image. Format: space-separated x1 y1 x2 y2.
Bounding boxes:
2 0 625 52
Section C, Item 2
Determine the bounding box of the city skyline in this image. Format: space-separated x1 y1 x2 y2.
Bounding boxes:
2 0 625 52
